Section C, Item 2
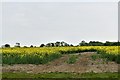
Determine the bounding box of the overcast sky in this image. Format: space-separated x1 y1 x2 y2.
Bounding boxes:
1 0 118 46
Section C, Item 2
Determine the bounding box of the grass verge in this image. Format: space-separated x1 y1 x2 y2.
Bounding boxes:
2 72 119 79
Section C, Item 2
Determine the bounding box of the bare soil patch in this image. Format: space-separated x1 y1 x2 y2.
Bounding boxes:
2 52 118 73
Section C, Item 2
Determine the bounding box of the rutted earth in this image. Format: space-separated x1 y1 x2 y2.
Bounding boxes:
2 52 118 73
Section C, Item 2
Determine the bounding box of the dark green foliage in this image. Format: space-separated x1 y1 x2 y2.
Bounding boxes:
30 45 33 47
2 72 119 78
89 41 104 46
2 52 61 65
40 44 45 47
4 44 10 48
79 41 120 46
97 51 120 64
67 55 78 64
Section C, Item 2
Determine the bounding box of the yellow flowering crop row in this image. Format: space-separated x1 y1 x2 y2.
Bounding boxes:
1 46 119 55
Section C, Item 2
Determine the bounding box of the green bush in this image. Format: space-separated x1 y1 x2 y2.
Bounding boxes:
67 55 78 64
97 51 120 64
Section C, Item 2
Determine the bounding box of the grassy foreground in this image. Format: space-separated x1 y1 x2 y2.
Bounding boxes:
2 72 120 79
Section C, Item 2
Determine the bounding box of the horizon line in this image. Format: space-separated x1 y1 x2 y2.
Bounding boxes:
1 40 119 47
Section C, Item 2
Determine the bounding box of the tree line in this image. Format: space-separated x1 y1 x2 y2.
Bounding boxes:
79 41 120 46
1 41 120 48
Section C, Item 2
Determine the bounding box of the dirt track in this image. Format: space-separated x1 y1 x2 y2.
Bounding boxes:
2 52 118 73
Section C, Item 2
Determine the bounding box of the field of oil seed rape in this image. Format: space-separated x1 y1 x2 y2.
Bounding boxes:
1 46 120 64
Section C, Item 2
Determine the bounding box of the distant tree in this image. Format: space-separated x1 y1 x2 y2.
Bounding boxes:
60 41 64 46
106 41 120 46
89 41 103 46
79 40 88 46
67 44 70 46
64 43 69 46
79 40 119 46
60 41 67 46
30 45 33 47
55 42 61 47
70 44 73 46
104 41 113 46
111 42 118 46
118 41 120 46
4 44 10 48
40 44 45 47
51 43 55 47
15 43 20 47
46 43 51 47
